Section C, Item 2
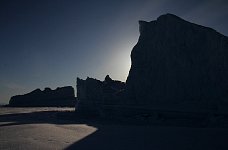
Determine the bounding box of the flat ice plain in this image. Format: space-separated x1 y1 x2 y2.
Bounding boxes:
0 107 228 150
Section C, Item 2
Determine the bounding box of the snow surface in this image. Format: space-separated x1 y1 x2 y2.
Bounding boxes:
0 107 228 150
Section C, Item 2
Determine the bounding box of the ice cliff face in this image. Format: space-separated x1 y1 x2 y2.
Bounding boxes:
126 14 228 111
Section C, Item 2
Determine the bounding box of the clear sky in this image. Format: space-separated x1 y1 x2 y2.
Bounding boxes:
0 0 228 104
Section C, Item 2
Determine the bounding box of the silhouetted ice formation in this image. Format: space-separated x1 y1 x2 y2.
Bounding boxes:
76 14 228 126
126 14 228 112
9 86 76 107
76 75 125 115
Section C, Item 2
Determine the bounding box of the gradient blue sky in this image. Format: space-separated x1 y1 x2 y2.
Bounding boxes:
1 0 228 104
